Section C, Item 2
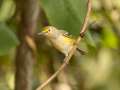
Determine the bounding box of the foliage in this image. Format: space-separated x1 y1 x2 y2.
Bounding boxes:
0 0 120 90
0 23 19 56
40 0 87 36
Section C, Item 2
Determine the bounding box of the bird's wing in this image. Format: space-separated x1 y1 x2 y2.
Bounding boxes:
59 30 74 38
59 30 69 36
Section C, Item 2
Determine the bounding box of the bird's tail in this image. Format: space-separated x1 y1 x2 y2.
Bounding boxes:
76 48 86 55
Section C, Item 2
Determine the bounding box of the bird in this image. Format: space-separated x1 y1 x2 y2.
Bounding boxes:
38 26 85 56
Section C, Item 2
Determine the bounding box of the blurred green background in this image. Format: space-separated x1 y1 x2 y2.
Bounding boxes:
0 0 120 90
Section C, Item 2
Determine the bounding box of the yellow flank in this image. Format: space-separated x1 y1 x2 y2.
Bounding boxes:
63 36 75 45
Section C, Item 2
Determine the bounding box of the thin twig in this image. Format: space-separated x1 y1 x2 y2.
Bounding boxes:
80 0 92 37
36 0 91 90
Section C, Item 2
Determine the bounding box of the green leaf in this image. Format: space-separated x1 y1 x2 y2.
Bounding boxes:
0 23 19 56
85 31 96 47
0 0 15 22
102 26 118 48
40 0 87 36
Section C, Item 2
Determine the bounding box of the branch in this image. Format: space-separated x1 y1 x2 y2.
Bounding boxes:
15 0 39 90
36 0 92 90
80 0 92 37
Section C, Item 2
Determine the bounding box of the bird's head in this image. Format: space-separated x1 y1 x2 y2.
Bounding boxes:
38 26 59 38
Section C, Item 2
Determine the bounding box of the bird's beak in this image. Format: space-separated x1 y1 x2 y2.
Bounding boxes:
38 28 48 36
37 32 45 36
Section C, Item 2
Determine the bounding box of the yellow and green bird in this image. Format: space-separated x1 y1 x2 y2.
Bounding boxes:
38 26 85 56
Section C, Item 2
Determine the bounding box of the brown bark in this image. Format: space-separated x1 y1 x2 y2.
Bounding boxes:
15 0 39 90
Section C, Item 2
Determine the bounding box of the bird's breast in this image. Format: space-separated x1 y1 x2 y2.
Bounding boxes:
50 35 75 55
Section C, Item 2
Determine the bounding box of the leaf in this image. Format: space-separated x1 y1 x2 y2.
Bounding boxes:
40 0 87 36
102 26 118 48
85 31 96 47
0 0 15 22
0 23 19 56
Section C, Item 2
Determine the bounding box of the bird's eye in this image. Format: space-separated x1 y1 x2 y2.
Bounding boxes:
48 29 50 32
